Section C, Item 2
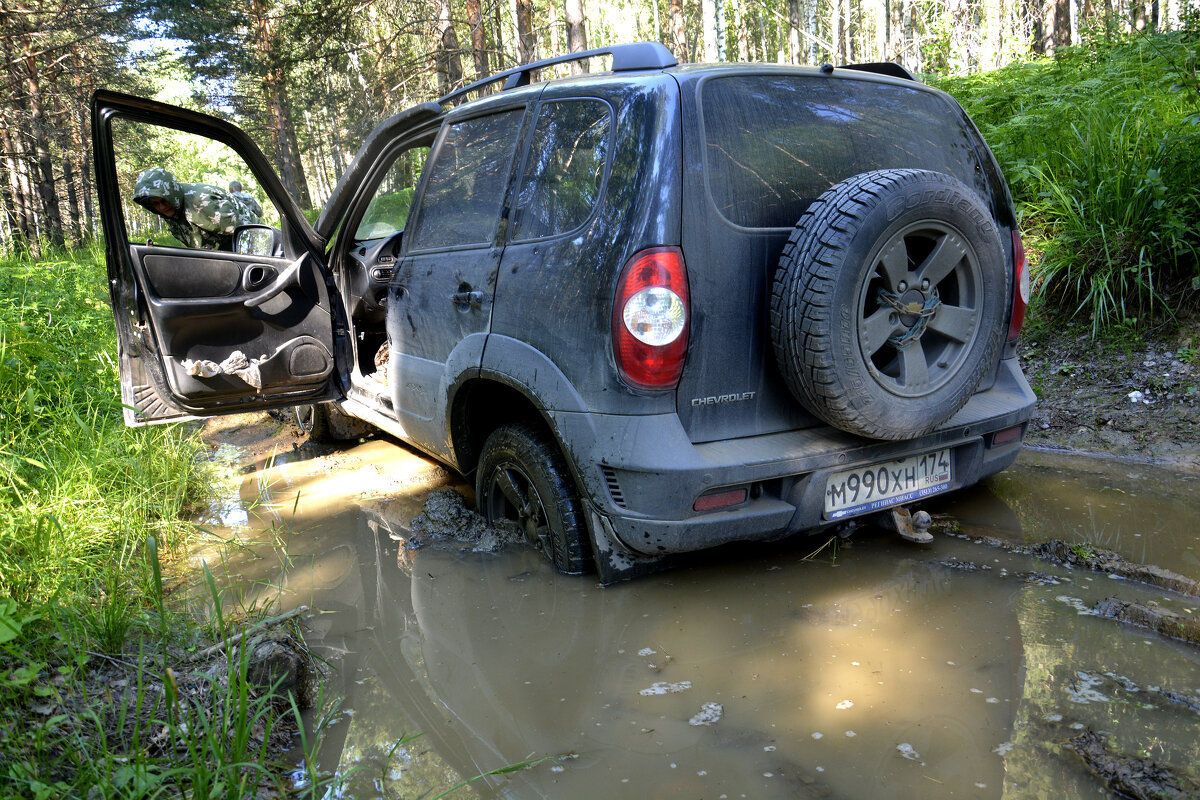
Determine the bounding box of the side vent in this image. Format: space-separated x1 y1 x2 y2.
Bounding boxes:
601 466 627 509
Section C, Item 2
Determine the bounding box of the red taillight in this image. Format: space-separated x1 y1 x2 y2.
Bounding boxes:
612 247 689 390
693 487 748 512
1007 230 1029 342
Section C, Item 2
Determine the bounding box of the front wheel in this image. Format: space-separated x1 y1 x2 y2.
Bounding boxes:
476 422 591 575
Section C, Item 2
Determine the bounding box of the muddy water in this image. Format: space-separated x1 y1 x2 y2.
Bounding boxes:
194 431 1200 799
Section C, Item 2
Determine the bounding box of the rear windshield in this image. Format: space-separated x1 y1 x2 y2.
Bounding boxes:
701 74 984 229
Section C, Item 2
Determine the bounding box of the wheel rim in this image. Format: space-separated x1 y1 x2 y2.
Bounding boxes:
294 404 315 432
856 221 984 398
483 461 551 551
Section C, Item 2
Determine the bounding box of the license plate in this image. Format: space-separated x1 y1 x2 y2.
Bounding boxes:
824 449 951 520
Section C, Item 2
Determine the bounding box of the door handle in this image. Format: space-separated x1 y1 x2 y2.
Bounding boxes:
450 290 484 311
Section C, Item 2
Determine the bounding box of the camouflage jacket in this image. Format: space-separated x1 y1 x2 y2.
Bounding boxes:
133 167 262 250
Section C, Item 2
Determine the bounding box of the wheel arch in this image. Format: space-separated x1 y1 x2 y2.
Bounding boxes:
450 336 588 474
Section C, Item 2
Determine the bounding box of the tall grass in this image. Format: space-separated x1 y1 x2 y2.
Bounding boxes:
0 243 205 604
0 246 334 797
936 23 1200 333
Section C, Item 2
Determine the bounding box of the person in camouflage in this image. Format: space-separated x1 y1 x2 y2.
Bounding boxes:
228 180 265 219
133 167 262 250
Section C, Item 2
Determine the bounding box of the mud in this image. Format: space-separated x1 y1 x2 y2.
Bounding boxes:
193 417 1200 799
1020 313 1200 471
1066 729 1200 800
405 488 521 553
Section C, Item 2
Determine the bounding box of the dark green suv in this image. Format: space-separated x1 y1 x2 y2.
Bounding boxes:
93 42 1034 582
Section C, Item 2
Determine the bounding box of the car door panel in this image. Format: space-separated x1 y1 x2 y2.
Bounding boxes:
92 90 342 425
126 243 333 404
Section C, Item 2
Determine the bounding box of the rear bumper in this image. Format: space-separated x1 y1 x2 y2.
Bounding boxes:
552 357 1035 557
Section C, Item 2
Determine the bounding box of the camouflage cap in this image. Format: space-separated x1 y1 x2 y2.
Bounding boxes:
133 167 185 214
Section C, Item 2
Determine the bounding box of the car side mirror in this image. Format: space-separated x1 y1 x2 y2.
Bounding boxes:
233 224 283 257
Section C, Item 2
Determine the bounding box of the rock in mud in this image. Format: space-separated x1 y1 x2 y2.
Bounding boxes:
408 489 519 553
247 630 313 704
1066 729 1200 800
1094 596 1200 646
1032 541 1200 597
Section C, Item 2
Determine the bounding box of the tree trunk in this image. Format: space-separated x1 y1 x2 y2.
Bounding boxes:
62 156 81 248
465 0 489 81
565 0 588 72
0 123 31 253
514 0 536 63
253 0 312 208
669 0 689 61
872 0 885 62
807 0 819 62
436 0 465 91
830 0 843 62
1055 0 1072 46
23 52 64 249
733 0 750 60
702 0 719 60
549 0 562 58
788 0 802 62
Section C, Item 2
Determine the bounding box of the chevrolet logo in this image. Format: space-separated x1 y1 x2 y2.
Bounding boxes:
903 302 925 314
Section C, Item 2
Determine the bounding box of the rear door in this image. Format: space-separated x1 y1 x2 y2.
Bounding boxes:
92 91 342 426
383 104 529 454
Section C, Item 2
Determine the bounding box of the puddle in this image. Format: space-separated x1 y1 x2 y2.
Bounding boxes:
193 433 1200 799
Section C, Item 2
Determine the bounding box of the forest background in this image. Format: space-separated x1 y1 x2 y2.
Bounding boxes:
1 0 1199 325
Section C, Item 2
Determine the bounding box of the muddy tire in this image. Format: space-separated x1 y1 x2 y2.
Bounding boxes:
476 422 591 575
294 403 374 443
770 169 1008 440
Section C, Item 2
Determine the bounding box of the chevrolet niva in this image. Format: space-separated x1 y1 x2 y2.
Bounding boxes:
92 42 1035 583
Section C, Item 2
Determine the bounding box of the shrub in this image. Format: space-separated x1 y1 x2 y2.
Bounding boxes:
936 25 1200 333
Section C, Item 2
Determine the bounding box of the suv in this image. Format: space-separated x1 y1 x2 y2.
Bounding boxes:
93 42 1035 582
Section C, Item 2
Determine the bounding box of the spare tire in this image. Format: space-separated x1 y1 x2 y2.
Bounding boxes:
770 169 1008 440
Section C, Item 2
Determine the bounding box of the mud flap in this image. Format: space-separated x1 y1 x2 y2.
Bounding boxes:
586 505 670 585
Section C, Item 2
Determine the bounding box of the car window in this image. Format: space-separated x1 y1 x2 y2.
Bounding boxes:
511 100 611 241
111 118 279 251
354 146 430 241
406 109 525 251
701 75 984 229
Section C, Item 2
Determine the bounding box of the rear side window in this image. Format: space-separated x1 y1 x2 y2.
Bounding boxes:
511 100 611 241
701 75 983 229
408 109 524 250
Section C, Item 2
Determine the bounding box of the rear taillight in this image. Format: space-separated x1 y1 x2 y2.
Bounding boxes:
612 247 689 390
1007 230 1029 342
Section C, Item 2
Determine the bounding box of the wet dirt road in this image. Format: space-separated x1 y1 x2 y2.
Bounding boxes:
194 417 1200 798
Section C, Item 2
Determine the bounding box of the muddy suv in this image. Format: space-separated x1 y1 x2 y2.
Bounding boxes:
93 42 1035 582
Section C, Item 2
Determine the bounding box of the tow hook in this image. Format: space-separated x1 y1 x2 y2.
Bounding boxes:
884 506 934 544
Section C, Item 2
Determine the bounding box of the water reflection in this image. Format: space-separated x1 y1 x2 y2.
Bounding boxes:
197 438 1200 798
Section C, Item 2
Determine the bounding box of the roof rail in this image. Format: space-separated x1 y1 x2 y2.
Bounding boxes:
438 42 678 106
840 62 917 81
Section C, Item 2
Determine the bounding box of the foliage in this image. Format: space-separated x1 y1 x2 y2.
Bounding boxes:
936 26 1200 333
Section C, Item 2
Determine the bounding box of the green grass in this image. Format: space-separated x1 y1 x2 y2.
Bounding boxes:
935 21 1200 334
0 243 204 603
0 245 331 798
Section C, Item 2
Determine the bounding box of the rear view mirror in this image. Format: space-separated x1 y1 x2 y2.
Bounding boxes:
234 224 283 257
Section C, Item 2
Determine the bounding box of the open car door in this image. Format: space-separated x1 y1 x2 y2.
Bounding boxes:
92 91 344 426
